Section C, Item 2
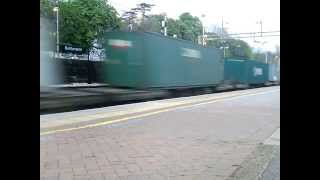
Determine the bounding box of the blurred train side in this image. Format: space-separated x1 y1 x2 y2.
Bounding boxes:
224 59 272 88
102 31 279 91
103 31 224 90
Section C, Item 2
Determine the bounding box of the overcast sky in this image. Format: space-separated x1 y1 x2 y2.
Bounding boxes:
109 0 280 52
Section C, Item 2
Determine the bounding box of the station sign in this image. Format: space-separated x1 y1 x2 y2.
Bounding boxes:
60 44 87 55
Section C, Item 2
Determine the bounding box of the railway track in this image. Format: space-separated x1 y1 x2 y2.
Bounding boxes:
40 83 279 115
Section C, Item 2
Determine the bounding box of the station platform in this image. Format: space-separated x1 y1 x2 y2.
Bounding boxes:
41 86 279 133
41 86 280 180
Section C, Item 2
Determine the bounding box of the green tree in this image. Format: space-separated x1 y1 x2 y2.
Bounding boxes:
143 14 180 38
252 50 264 62
144 14 165 32
207 38 253 59
253 50 279 64
167 18 180 37
127 12 202 41
59 0 120 49
178 13 203 42
40 0 55 20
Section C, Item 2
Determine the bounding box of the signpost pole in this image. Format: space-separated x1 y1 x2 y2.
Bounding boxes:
87 48 92 84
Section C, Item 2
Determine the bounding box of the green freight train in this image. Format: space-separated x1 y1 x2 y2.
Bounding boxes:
102 31 279 91
103 31 224 89
224 59 269 86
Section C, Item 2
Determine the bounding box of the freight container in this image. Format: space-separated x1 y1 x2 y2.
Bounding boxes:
102 31 224 89
224 59 269 85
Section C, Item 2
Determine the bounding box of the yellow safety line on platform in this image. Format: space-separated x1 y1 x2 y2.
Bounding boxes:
40 88 279 136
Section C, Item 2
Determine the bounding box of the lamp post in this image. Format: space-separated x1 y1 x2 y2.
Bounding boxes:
222 17 224 39
256 20 263 37
220 17 229 56
53 6 59 55
161 14 167 36
260 41 267 64
87 47 92 84
254 40 268 63
221 17 229 41
236 44 241 57
201 14 206 46
265 52 268 64
164 16 167 36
